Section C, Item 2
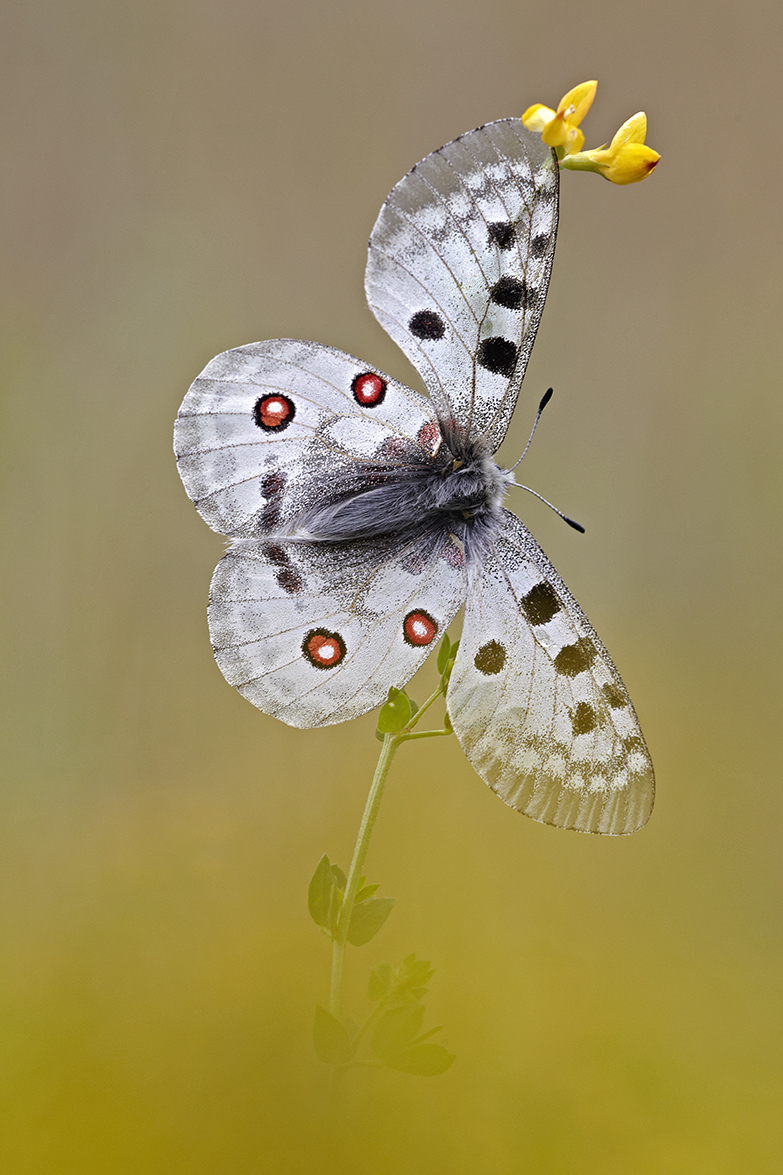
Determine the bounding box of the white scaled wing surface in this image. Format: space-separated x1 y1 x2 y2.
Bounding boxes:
446 512 654 834
366 119 558 452
175 339 442 540
208 528 467 728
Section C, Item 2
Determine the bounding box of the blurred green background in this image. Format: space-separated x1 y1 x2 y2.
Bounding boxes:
2 0 781 1171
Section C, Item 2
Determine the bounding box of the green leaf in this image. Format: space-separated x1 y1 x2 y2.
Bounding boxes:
313 1005 355 1064
392 955 434 1000
376 687 412 733
368 963 393 1002
436 634 452 674
355 882 380 903
307 854 333 929
408 698 419 717
384 1043 455 1076
347 896 397 946
371 1004 425 1060
330 863 347 891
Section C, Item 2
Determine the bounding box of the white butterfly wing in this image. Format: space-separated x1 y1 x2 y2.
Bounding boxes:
366 119 558 453
447 511 654 834
208 529 466 727
175 339 442 540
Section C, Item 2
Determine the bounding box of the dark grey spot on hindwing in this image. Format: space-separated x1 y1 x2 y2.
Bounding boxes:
488 222 516 250
262 542 303 595
571 702 598 735
603 682 627 709
474 640 506 675
277 567 303 593
554 638 597 677
521 581 562 626
409 310 445 340
477 337 517 378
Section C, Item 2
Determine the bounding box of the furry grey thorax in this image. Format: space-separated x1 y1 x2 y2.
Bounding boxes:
292 428 513 560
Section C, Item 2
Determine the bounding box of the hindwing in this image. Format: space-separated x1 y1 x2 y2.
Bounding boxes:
209 528 466 726
447 512 654 833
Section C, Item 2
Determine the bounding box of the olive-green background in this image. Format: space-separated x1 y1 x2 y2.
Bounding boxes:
2 1 781 1171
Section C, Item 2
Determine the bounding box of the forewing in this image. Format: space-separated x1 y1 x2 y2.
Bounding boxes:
174 339 442 539
208 528 467 727
366 119 558 453
447 512 654 834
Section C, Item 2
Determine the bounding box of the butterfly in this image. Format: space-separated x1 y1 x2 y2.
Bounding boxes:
174 118 654 835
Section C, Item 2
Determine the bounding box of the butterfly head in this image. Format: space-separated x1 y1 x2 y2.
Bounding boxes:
433 443 510 518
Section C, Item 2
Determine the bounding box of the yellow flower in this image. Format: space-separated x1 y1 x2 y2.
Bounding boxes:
523 81 597 157
561 112 661 184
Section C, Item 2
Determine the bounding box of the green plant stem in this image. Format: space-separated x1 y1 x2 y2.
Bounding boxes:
406 682 443 730
330 732 401 1019
328 676 452 1023
404 729 451 740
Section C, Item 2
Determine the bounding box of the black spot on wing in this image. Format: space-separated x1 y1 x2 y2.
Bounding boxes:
477 337 517 377
602 682 627 709
521 581 561 625
488 278 538 312
409 309 445 340
490 276 525 310
474 640 506 675
553 637 597 677
531 232 550 258
571 702 598 735
487 221 516 250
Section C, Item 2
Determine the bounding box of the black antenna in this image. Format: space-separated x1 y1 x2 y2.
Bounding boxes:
506 387 585 532
508 387 553 473
510 483 585 532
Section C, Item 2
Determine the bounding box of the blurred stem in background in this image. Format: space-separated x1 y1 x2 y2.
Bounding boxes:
329 732 399 1020
308 638 460 1077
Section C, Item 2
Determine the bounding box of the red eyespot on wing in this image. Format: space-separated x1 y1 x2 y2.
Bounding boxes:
253 394 295 431
302 628 347 669
403 610 438 647
416 420 441 456
352 372 387 406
